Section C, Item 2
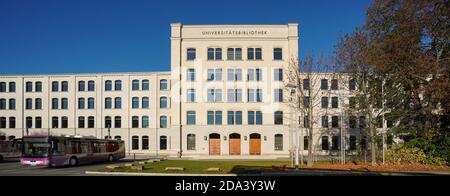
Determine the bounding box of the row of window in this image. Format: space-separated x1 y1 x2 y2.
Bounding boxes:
188 68 283 82
0 99 16 110
131 135 167 150
186 47 283 61
186 111 280 125
0 82 16 93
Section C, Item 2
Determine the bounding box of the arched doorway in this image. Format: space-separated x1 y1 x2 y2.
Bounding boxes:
209 133 221 155
249 133 261 155
229 133 241 155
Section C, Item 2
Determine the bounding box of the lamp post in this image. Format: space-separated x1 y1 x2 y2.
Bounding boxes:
107 124 111 139
287 83 300 169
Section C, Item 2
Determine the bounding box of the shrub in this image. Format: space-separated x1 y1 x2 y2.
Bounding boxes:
382 144 447 165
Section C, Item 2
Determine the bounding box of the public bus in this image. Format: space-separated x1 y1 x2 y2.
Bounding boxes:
0 139 22 162
20 135 125 167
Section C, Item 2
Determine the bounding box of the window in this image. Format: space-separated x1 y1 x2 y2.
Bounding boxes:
227 89 242 103
160 97 168 108
275 134 283 151
78 98 85 109
0 82 6 92
142 97 149 109
227 111 235 125
132 80 139 91
160 136 167 150
160 116 167 128
78 117 85 128
26 117 32 128
35 98 42 109
359 116 366 128
215 111 222 125
114 97 122 109
35 117 42 128
0 117 6 128
349 136 357 150
274 111 283 125
332 97 339 108
349 116 357 128
207 111 214 125
274 69 283 81
227 69 234 81
207 48 222 60
332 136 339 150
248 111 262 125
187 69 196 81
331 79 338 90
226 111 242 125
142 116 149 128
78 81 85 91
132 116 139 128
105 116 112 128
61 81 68 92
52 81 58 92
35 82 42 92
248 89 262 102
256 111 262 125
303 79 310 90
227 69 242 81
9 117 15 128
214 69 222 81
187 48 196 60
248 111 255 125
349 79 356 91
25 82 33 92
248 69 262 81
114 116 121 128
132 136 139 150
105 97 112 109
236 111 242 125
142 80 149 91
274 48 283 60
132 97 139 109
207 89 222 103
142 136 149 150
274 89 283 102
60 116 68 128
321 79 328 90
349 97 357 109
187 134 196 150
303 97 310 108
248 48 262 60
88 116 94 128
114 136 121 140
187 111 196 125
187 89 196 102
52 98 58 109
88 81 95 91
332 116 339 128
322 116 329 128
160 79 168 90
9 82 15 92
61 98 68 109
0 99 6 110
52 117 58 128
227 48 242 60
114 80 122 91
321 97 328 108
304 136 309 150
322 136 329 150
105 80 112 91
207 69 214 81
304 116 310 128
88 98 94 109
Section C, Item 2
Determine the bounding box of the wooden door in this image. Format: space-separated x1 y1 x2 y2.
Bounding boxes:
249 138 261 155
209 139 220 155
229 138 241 155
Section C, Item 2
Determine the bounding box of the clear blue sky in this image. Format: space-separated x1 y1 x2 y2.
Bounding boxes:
0 0 371 74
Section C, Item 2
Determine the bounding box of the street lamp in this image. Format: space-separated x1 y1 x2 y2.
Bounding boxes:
286 83 302 168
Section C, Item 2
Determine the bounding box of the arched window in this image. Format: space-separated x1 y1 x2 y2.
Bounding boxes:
0 99 6 110
78 81 85 91
88 116 95 128
105 80 112 91
25 82 32 92
142 116 149 128
88 80 95 91
114 116 121 128
114 80 122 91
142 97 149 109
142 80 149 91
9 117 15 128
26 117 32 128
274 134 283 151
35 117 42 128
52 116 58 128
105 116 112 128
187 134 196 150
35 98 42 109
114 136 121 140
142 136 149 150
88 97 95 109
105 97 112 109
78 98 85 109
132 116 139 128
61 81 68 92
0 117 6 128
160 116 167 128
8 136 15 141
132 97 139 109
0 82 6 92
61 116 68 128
114 97 122 109
132 136 139 150
9 82 15 92
0 135 5 141
52 81 58 92
160 136 167 150
160 79 168 90
35 82 42 92
61 98 68 109
52 98 58 109
132 80 139 91
78 116 85 128
160 97 168 109
25 98 32 109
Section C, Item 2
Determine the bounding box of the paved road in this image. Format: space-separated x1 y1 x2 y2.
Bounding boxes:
0 161 119 176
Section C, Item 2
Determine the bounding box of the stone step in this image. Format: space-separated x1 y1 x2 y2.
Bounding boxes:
165 167 185 171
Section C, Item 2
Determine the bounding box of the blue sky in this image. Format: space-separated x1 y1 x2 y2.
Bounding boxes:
0 0 371 74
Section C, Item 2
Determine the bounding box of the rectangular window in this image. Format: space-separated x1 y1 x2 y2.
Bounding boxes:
236 89 242 102
215 111 222 125
215 69 222 81
228 48 242 60
359 116 366 128
332 136 339 150
208 48 222 60
227 69 235 81
255 111 262 125
227 111 235 125
322 116 328 128
187 48 196 60
235 69 242 81
274 89 283 102
187 69 195 81
303 79 310 90
332 97 339 108
248 48 262 60
322 136 329 150
235 111 242 125
248 89 255 103
304 116 310 128
274 69 283 81
255 69 262 81
331 79 338 90
332 116 340 128
304 136 309 150
247 69 255 81
349 79 356 91
227 89 235 103
207 69 214 81
349 136 357 150
187 111 196 125
303 97 310 108
187 89 196 102
321 79 328 90
248 111 255 125
321 97 328 108
207 111 214 125
349 116 357 128
274 48 282 60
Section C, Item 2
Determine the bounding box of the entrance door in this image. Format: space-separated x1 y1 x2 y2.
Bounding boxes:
249 133 261 155
229 133 241 155
209 134 221 155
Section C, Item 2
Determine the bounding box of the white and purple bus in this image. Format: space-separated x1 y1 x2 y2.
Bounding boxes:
21 135 125 167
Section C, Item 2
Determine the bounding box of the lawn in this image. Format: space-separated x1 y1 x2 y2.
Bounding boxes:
102 160 291 174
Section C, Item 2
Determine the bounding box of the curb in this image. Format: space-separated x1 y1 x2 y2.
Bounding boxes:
85 171 238 176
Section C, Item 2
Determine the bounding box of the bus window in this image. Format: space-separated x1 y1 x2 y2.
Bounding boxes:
70 141 81 154
51 139 66 156
106 141 119 152
81 142 89 154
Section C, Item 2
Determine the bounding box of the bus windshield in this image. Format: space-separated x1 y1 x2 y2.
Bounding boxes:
23 141 50 158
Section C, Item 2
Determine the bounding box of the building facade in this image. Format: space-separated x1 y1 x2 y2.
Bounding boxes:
0 23 387 157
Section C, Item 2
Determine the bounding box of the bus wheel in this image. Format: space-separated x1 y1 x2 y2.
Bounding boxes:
69 157 78 167
108 155 114 162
